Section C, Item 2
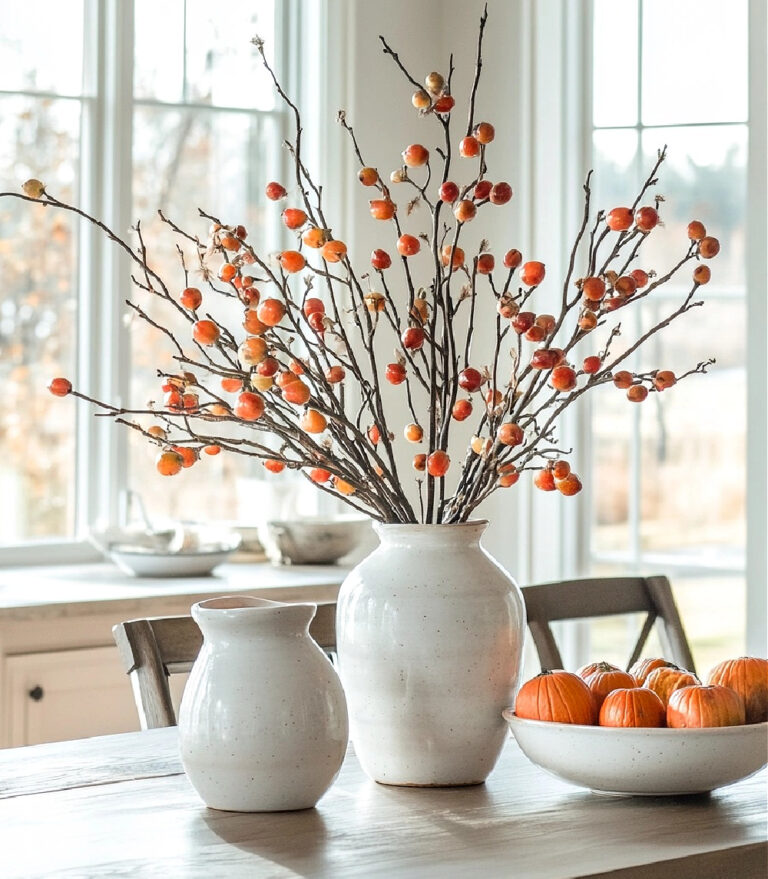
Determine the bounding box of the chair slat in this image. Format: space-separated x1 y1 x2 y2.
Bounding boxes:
113 600 337 730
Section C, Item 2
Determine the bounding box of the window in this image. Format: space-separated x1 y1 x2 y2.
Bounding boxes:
0 0 313 560
585 0 764 669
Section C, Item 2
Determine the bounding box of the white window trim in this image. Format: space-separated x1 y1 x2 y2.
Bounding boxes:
1 0 316 566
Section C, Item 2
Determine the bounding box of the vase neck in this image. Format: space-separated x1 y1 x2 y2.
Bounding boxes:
191 596 316 639
373 520 488 549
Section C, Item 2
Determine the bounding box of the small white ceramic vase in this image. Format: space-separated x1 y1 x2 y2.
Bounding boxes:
336 521 525 786
178 596 348 811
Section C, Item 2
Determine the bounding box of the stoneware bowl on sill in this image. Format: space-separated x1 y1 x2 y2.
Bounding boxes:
503 711 768 795
90 524 241 578
259 516 372 565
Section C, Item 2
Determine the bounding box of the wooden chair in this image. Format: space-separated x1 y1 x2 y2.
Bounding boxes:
112 601 337 730
520 575 696 675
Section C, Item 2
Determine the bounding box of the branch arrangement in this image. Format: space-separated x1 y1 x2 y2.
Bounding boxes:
3 11 719 524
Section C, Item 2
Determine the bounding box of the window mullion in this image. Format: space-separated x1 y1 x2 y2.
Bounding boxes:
77 0 135 536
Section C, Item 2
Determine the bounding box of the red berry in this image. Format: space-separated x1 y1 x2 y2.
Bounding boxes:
534 469 556 491
511 311 535 334
520 261 546 286
402 144 429 167
386 363 407 385
358 167 379 186
452 399 473 421
503 249 523 269
582 355 602 374
265 181 287 201
699 236 720 259
474 122 495 144
235 391 265 421
48 377 72 397
606 207 633 231
613 370 633 389
459 136 481 158
192 320 220 346
303 297 325 317
427 450 450 477
530 349 560 371
477 253 495 274
433 94 455 113
370 199 396 220
490 182 512 205
401 326 425 350
687 220 706 241
635 206 659 231
179 287 202 310
474 180 492 201
627 385 649 403
550 365 577 391
439 181 460 203
454 200 477 223
371 248 392 270
282 207 307 230
458 367 483 393
397 234 421 256
582 276 606 302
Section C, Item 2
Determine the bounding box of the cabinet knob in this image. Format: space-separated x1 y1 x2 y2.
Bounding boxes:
28 685 44 702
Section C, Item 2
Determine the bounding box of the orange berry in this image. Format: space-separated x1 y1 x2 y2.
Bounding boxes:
433 94 455 113
235 391 265 421
243 310 268 335
326 365 345 383
334 477 356 495
612 370 633 389
413 453 427 471
309 467 331 483
630 269 650 288
606 207 633 231
552 460 571 480
693 265 711 285
301 409 328 434
402 144 429 167
282 380 311 405
699 236 720 259
503 249 523 269
397 234 421 256
578 310 598 331
172 446 198 469
498 422 524 447
627 384 649 403
550 366 577 392
556 473 582 496
322 239 347 263
238 337 268 365
498 464 519 487
155 450 184 476
459 135 481 158
203 445 221 456
477 253 495 274
358 167 379 186
534 469 556 491
257 298 286 327
634 206 659 231
48 377 72 397
520 261 545 286
454 200 477 223
687 220 706 240
264 459 285 474
582 355 601 374
441 244 465 269
179 287 202 310
276 370 299 389
452 399 473 421
146 425 167 440
653 370 676 391
369 199 396 220
404 423 423 442
218 263 237 282
427 450 450 477
279 250 306 273
474 122 495 144
282 207 307 230
303 227 328 248
192 320 220 346
367 424 381 445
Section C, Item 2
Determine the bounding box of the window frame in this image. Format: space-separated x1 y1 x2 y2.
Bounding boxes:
0 0 314 566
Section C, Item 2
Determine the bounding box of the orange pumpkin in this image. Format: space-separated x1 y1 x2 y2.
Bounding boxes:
667 684 746 728
629 657 679 686
707 657 768 724
514 670 595 725
576 660 621 681
599 687 666 728
583 663 636 713
644 666 700 708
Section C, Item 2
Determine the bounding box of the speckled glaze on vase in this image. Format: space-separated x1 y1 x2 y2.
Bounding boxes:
336 521 525 786
178 596 348 811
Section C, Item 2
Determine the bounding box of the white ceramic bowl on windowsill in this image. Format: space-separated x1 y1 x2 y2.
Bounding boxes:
503 711 768 795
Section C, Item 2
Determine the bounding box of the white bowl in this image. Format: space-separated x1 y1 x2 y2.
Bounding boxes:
503 711 768 795
107 546 237 578
259 516 372 565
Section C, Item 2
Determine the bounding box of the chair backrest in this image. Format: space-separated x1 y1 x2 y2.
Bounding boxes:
521 575 696 675
112 601 337 730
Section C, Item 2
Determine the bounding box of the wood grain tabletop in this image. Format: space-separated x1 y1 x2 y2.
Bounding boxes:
0 727 765 878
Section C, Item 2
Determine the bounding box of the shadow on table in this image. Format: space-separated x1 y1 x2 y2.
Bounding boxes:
199 807 329 872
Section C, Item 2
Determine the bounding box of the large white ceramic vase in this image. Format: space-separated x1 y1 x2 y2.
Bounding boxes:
178 596 349 811
336 520 525 786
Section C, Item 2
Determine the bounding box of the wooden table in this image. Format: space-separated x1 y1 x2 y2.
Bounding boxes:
0 728 765 878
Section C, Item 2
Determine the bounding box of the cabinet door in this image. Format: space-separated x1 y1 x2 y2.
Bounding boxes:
4 646 141 747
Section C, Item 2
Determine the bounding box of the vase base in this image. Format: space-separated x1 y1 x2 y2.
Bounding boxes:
374 778 486 789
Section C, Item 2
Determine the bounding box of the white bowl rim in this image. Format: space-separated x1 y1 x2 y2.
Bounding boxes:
504 710 768 736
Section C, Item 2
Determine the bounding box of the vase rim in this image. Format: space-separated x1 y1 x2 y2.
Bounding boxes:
192 595 317 615
374 519 488 531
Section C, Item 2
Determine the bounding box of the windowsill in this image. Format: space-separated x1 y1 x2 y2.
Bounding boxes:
0 561 351 618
